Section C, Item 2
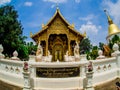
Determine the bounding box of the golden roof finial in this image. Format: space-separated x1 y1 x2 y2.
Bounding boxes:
56 2 59 10
104 9 113 25
83 31 87 37
71 23 75 28
30 32 33 37
42 23 44 28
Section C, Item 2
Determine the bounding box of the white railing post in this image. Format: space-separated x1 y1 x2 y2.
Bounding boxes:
80 57 88 77
111 43 120 77
80 65 86 77
117 53 120 77
80 62 88 79
117 53 120 67
23 62 32 90
84 61 94 90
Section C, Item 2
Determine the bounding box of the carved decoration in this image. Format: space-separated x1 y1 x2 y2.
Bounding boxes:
96 66 101 72
5 65 9 71
103 65 107 71
16 67 20 74
10 66 14 72
108 64 111 69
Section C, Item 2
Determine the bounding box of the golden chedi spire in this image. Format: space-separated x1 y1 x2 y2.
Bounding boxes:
104 10 113 25
104 10 120 37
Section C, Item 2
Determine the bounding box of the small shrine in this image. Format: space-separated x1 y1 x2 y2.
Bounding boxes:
31 8 85 62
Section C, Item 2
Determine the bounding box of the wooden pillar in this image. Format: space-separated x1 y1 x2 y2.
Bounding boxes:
46 31 48 56
68 30 71 55
46 40 48 56
68 39 71 55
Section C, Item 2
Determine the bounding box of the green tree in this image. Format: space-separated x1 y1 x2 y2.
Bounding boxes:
17 44 29 60
109 35 120 50
99 42 104 50
0 5 28 59
26 42 37 55
87 46 98 60
79 37 92 54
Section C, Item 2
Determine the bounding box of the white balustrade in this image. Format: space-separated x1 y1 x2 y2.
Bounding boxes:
0 59 23 74
92 57 116 74
0 53 119 90
0 59 24 87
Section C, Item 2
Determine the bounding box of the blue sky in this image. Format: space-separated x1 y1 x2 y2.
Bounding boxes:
0 0 120 45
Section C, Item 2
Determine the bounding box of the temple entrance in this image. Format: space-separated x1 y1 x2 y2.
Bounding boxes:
48 34 68 62
53 44 63 62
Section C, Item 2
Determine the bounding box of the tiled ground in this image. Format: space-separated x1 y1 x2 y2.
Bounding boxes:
0 78 119 90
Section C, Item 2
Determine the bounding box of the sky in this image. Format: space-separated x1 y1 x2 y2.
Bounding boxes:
0 0 120 46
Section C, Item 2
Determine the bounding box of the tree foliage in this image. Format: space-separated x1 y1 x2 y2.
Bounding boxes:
0 5 28 60
79 37 92 54
99 42 104 50
87 46 99 60
26 42 37 55
109 35 120 50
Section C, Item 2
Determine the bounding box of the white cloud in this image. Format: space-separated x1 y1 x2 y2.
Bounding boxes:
43 0 67 3
51 4 55 8
79 21 101 34
102 0 120 25
26 22 41 28
75 0 80 3
25 39 36 45
79 14 95 21
24 2 33 7
92 43 97 46
0 0 11 5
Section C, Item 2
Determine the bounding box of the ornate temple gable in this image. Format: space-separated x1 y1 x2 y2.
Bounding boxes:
31 8 85 42
48 15 69 35
46 9 70 27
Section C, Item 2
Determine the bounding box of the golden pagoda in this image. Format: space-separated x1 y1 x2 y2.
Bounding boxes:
104 10 120 41
31 8 85 61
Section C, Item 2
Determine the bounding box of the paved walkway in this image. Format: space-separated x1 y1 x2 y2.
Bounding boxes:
0 80 22 90
94 78 120 90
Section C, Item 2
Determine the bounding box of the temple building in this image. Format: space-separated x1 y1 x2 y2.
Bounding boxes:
104 10 120 41
31 8 85 61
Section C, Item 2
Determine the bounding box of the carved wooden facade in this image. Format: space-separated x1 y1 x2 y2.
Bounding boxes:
31 9 85 61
